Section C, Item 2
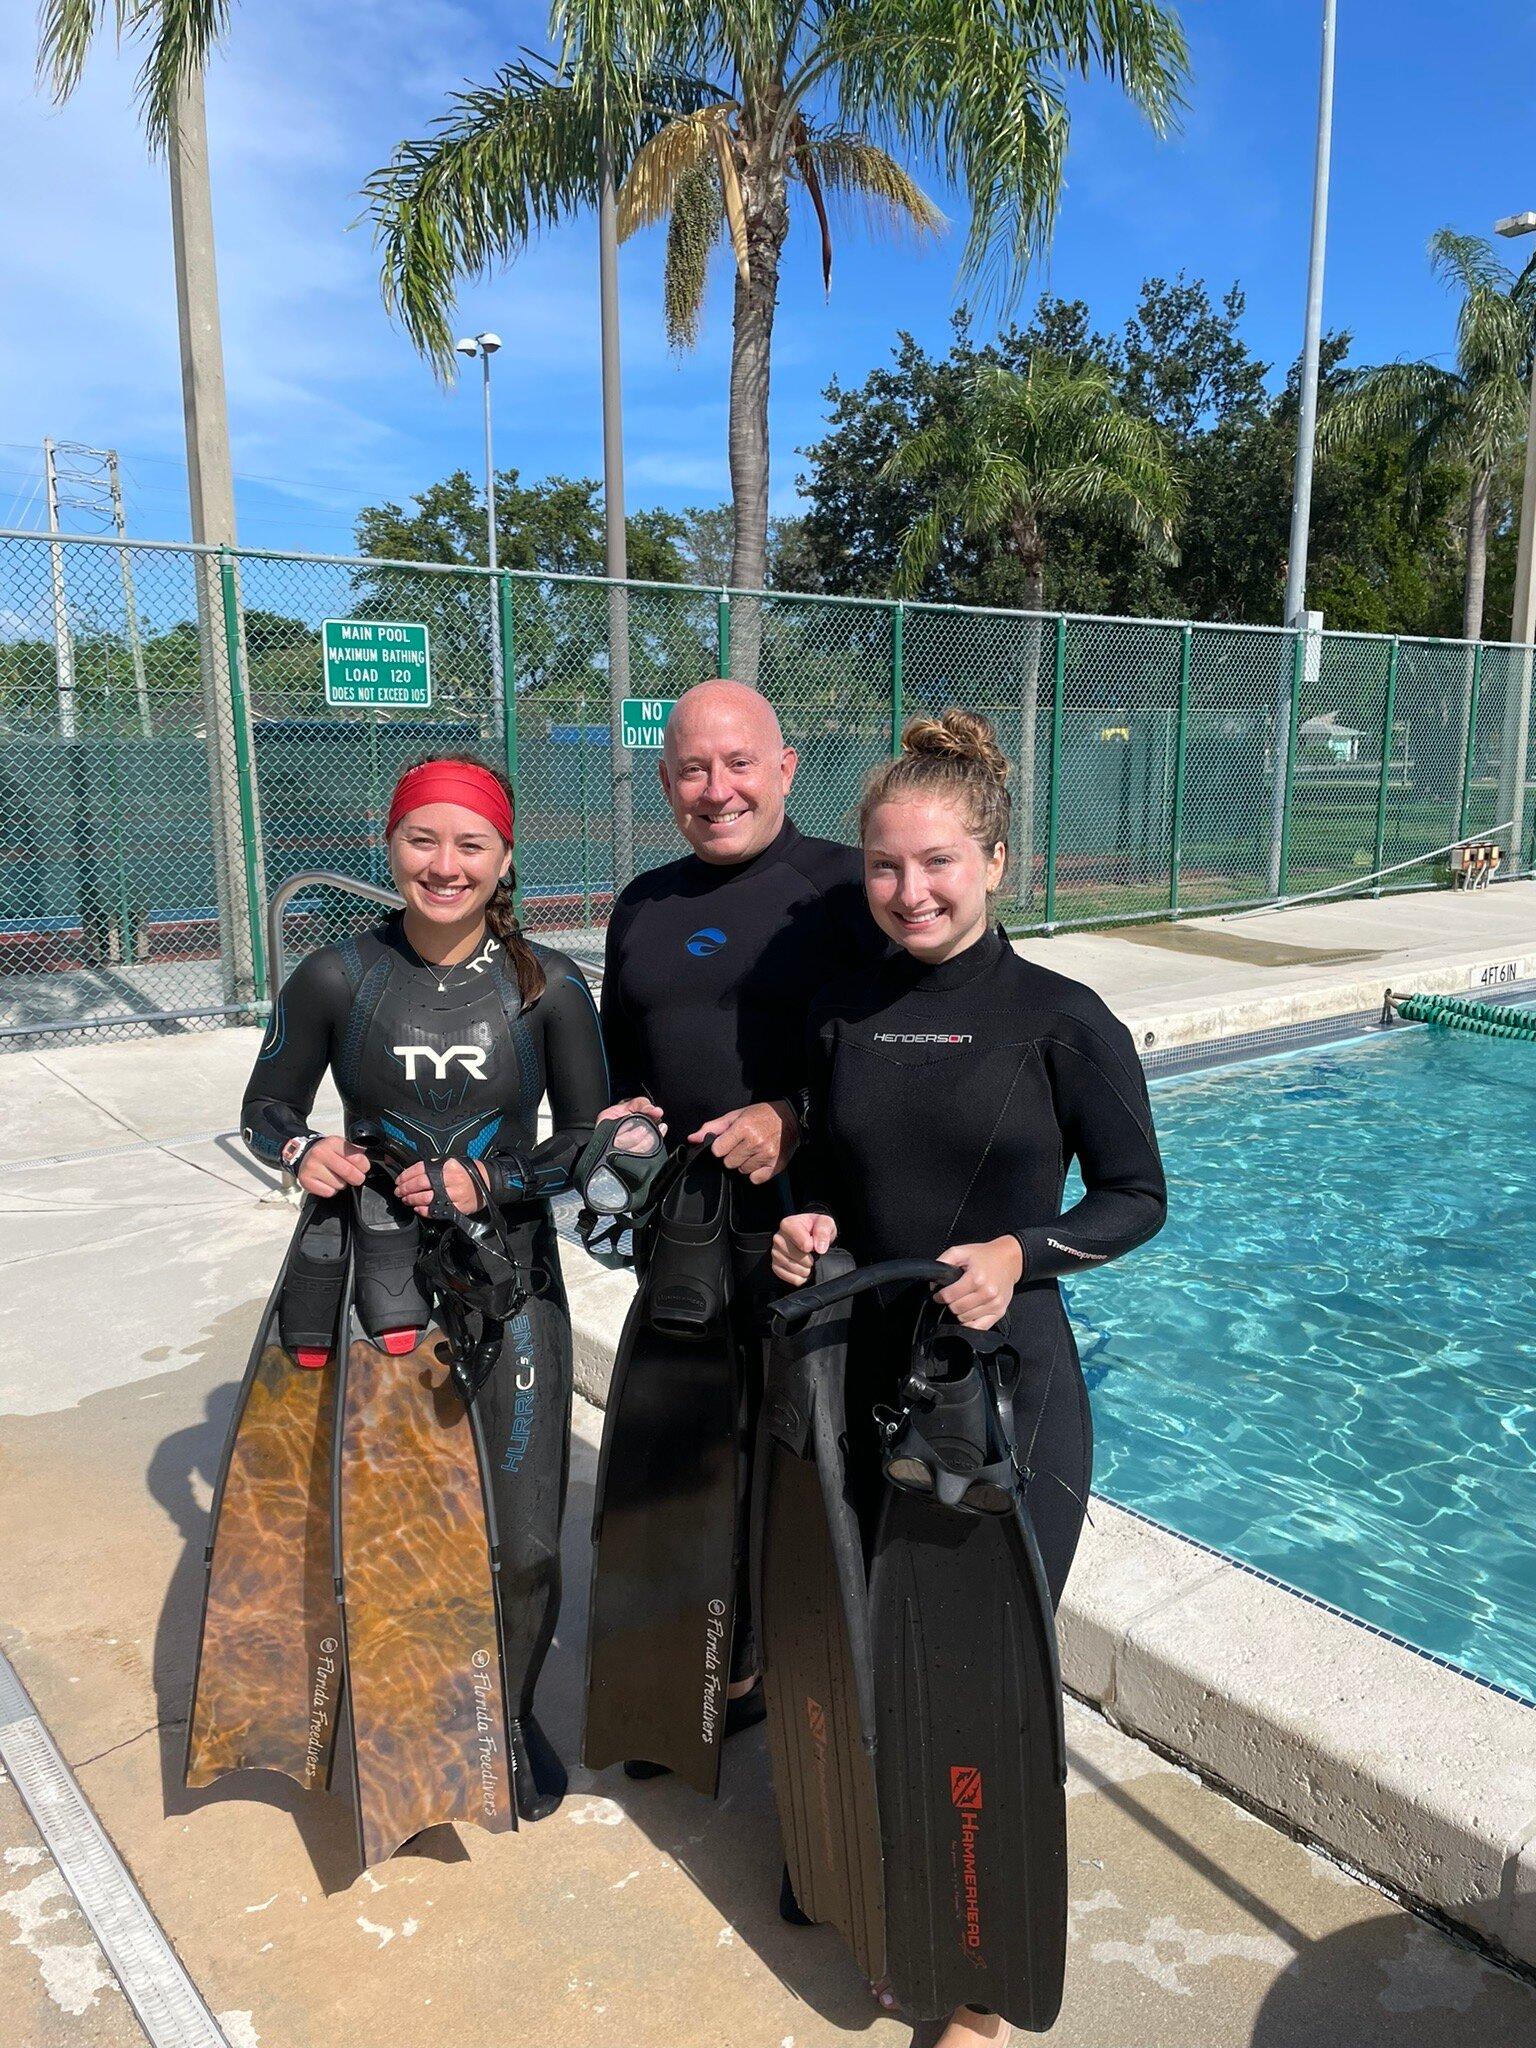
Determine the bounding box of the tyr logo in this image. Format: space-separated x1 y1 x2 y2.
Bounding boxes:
393 1043 488 1082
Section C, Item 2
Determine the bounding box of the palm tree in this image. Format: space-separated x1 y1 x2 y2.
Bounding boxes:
885 355 1182 904
1318 229 1535 642
367 1 1190 637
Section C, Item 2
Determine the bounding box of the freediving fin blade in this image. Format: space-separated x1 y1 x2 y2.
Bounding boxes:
185 1196 348 1793
332 1187 518 1867
869 1337 1068 2028
584 1147 742 1796
755 1248 885 1981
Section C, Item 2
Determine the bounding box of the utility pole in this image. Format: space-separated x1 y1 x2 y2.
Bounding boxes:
1271 0 1337 896
599 114 635 898
168 65 263 1003
42 439 77 739
39 444 154 740
104 454 153 739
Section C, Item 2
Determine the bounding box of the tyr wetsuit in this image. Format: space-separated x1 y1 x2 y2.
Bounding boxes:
241 915 609 1747
800 923 1168 1600
602 816 885 1676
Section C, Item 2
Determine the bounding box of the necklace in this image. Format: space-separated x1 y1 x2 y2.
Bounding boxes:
419 933 498 994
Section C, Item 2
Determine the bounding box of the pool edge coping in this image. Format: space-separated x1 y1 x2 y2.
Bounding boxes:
558 946 1536 1977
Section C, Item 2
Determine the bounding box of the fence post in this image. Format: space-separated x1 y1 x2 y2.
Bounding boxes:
1372 638 1400 893
1276 633 1304 899
716 591 731 677
1457 644 1483 842
1043 615 1066 928
219 547 268 1003
1169 624 1192 915
498 571 519 794
889 602 905 755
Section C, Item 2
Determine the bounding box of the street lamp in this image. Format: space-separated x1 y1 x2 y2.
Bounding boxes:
1494 213 1536 870
1270 0 1338 897
455 332 503 718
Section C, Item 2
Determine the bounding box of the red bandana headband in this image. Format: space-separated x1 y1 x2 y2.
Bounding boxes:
386 761 514 846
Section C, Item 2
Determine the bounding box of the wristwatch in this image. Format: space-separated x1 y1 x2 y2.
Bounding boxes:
281 1132 321 1172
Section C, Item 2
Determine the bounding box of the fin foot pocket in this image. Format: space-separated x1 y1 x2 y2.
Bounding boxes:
512 1716 567 1821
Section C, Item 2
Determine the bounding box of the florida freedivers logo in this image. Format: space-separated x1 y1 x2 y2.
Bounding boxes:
686 927 727 957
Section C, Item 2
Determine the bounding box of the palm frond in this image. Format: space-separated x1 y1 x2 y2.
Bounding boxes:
1317 361 1465 461
1429 227 1514 303
885 350 1182 583
364 61 608 373
712 120 751 281
619 106 729 238
798 132 945 244
663 154 724 349
788 116 834 292
818 0 1189 306
39 0 233 153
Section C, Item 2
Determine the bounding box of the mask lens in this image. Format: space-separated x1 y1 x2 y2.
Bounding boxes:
585 1164 629 1213
887 1455 935 1495
613 1114 662 1157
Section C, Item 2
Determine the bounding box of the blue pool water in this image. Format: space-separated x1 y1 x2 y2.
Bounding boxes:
1071 1023 1536 1703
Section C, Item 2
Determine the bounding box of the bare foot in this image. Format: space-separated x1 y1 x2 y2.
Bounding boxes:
727 1672 759 1700
934 2007 1008 2048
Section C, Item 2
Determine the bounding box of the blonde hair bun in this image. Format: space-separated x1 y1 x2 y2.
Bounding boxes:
858 706 1013 861
900 709 1009 785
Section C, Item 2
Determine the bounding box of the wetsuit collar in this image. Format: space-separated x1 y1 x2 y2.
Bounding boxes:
888 920 1011 994
686 814 800 882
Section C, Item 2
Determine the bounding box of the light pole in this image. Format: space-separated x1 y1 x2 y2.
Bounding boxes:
1271 0 1338 895
1496 211 1536 871
455 332 504 722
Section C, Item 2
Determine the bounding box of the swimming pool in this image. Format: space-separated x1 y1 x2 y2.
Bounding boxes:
1071 1017 1536 1705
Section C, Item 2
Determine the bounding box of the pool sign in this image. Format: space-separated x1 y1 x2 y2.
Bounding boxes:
322 619 432 707
620 697 676 749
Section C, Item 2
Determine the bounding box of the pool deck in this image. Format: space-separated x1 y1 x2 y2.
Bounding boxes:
2 882 1535 2045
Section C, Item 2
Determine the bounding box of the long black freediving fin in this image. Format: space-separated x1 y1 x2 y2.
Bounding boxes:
869 1315 1068 2030
754 1247 885 1982
583 1145 743 1796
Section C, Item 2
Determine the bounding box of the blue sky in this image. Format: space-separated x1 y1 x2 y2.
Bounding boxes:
3 1 1534 557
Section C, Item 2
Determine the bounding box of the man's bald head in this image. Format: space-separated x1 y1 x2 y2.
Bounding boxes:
658 678 798 865
663 679 783 767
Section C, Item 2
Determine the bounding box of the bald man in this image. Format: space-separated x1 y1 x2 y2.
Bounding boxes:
602 679 880 1215
598 679 883 1771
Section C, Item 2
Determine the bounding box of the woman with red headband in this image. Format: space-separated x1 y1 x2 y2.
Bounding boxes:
239 752 610 1820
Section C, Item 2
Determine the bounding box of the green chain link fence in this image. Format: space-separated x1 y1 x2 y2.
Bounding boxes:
2 527 1532 1047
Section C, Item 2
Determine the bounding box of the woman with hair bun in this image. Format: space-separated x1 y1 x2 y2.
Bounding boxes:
239 751 611 1822
770 711 1167 2044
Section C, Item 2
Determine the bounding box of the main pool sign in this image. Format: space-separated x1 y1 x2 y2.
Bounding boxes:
322 619 432 707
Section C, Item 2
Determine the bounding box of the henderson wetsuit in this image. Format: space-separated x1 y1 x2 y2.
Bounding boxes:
799 923 1168 1601
240 914 610 1751
601 815 886 1679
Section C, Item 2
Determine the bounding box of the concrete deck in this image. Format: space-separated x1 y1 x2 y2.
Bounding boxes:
3 885 1535 2045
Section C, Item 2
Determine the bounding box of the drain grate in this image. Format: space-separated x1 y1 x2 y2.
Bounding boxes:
0 1651 231 2048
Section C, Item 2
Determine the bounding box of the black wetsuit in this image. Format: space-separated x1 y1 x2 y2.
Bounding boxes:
602 817 884 1676
241 915 609 1736
801 924 1167 1601
601 816 881 1236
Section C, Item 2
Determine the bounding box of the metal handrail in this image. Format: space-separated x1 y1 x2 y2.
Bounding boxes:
266 870 401 994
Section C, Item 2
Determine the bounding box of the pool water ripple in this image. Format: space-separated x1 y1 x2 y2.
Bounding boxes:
1072 1028 1536 1702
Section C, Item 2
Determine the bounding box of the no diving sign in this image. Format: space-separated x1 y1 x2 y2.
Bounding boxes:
620 697 676 749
